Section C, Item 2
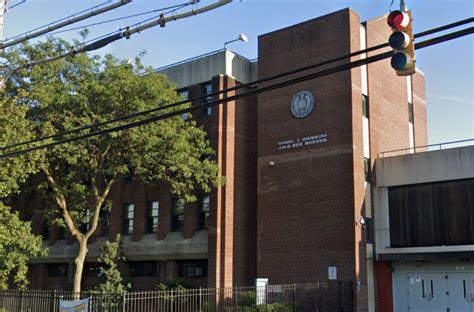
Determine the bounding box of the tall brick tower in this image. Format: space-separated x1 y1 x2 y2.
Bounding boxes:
256 8 426 311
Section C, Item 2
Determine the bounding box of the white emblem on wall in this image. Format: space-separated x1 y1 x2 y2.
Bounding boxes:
290 90 315 119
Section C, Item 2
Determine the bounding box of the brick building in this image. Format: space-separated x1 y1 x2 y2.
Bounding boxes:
13 8 432 311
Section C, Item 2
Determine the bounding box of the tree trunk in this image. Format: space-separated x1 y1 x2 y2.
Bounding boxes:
73 239 89 299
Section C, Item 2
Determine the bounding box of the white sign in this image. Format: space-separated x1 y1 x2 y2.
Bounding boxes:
328 266 337 280
59 298 90 312
277 133 328 151
255 278 268 305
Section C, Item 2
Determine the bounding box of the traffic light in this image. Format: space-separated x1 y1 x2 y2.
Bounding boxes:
387 10 415 76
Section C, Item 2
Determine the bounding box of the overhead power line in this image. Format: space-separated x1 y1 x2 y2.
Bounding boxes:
7 0 231 70
0 0 132 49
40 2 195 38
0 26 472 160
7 0 26 11
1 17 472 153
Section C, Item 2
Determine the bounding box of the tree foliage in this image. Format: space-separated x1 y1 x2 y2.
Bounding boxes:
0 203 47 290
95 235 130 294
1 37 220 293
0 94 47 290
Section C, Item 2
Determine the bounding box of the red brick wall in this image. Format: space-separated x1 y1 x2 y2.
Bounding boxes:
366 16 412 159
256 9 358 285
366 14 426 312
412 71 428 146
348 11 369 311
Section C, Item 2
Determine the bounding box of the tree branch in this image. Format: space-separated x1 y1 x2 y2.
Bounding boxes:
85 176 115 240
41 166 84 241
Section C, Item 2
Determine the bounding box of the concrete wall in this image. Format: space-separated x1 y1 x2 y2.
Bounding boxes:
374 146 474 258
157 50 254 88
32 231 208 263
375 145 474 187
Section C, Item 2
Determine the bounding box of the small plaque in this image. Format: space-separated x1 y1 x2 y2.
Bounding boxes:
291 90 315 119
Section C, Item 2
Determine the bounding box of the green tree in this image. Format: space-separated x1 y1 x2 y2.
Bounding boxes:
94 235 129 311
96 235 130 294
1 38 219 295
0 93 47 289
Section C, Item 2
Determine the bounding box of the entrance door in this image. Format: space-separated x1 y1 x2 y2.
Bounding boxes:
424 273 448 311
405 274 428 312
393 272 474 312
447 273 474 312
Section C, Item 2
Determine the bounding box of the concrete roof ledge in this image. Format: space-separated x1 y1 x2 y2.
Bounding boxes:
33 231 208 263
375 145 474 187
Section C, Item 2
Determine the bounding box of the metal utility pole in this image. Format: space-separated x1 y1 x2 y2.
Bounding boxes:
0 0 7 41
0 0 8 88
0 0 131 49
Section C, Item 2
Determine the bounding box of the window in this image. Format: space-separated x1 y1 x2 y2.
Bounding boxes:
122 203 134 235
201 83 212 116
365 218 373 244
84 262 101 277
171 199 185 232
100 208 110 237
58 227 68 240
146 201 159 234
408 101 414 123
123 162 135 183
178 88 190 121
198 195 210 230
179 260 207 278
42 222 50 241
362 95 369 118
129 261 157 277
48 263 68 277
364 158 370 182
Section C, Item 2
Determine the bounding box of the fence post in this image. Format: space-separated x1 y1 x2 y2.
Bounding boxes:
49 290 56 312
17 290 23 312
122 291 127 312
171 289 174 312
199 288 202 312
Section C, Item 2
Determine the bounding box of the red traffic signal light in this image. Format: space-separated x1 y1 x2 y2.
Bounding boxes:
387 10 410 30
387 10 415 76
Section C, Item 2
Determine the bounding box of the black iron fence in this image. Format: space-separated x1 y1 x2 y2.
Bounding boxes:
0 282 354 312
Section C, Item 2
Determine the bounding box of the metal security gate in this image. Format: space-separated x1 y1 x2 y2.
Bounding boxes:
393 272 474 312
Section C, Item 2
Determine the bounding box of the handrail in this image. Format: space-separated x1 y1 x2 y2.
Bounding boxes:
378 138 474 158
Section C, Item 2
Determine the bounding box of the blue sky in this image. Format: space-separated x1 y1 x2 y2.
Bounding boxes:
4 0 473 145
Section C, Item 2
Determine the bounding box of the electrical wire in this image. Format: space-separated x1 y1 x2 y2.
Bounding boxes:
7 0 26 11
0 0 230 70
1 26 472 160
389 0 395 13
41 3 195 38
0 0 132 49
79 2 192 46
1 17 472 152
4 0 113 42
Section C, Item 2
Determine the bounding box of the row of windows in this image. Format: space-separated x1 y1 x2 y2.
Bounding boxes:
41 195 210 240
122 195 210 235
48 260 207 278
